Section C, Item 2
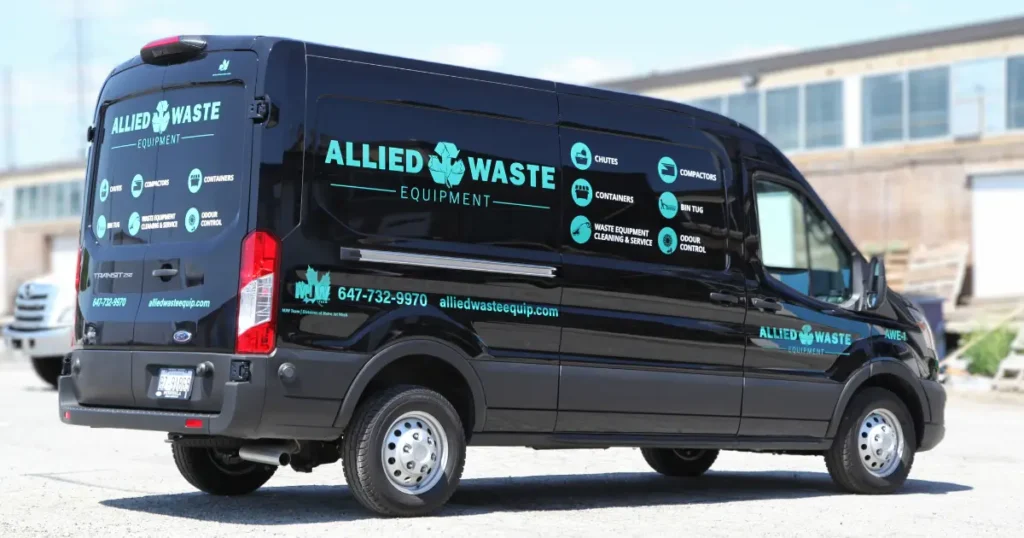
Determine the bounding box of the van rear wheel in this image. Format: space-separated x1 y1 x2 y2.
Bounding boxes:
31 357 62 389
641 448 719 477
171 444 277 495
342 385 466 517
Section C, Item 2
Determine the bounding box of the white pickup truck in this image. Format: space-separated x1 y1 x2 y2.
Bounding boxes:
3 273 75 388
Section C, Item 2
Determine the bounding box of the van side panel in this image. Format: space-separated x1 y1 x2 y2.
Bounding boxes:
554 94 747 435
276 56 563 433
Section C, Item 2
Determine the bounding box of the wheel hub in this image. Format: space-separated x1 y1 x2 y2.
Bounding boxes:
672 449 705 461
381 411 447 494
857 409 904 477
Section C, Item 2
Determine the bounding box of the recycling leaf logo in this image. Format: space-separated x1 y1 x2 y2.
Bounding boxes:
428 142 466 188
799 324 814 346
152 100 170 134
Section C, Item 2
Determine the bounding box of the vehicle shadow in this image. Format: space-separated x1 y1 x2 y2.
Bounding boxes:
100 470 971 524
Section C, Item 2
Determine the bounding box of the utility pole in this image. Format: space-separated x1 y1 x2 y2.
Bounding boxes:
2 66 12 170
74 0 86 158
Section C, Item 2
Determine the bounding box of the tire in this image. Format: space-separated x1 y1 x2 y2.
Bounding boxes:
171 444 277 496
641 448 719 477
825 387 916 494
342 385 466 517
31 357 62 389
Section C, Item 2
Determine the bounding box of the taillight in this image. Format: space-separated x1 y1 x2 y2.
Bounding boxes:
236 230 280 355
75 247 82 292
140 35 207 65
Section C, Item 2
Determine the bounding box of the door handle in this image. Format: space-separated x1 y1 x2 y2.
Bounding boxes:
751 298 782 312
152 268 178 278
709 292 740 305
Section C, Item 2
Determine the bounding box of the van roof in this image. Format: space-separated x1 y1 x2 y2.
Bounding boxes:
116 35 762 139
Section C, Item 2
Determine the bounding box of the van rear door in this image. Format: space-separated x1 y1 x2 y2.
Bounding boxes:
82 51 258 358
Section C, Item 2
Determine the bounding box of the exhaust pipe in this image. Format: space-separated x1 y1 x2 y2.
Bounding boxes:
238 442 298 467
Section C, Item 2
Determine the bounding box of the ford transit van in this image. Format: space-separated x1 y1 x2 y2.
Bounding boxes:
59 35 946 517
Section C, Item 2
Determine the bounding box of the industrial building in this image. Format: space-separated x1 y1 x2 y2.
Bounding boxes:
0 162 83 314
601 15 1024 316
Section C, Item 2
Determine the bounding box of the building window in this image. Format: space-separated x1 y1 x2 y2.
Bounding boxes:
1010 56 1024 130
69 181 83 215
727 92 760 131
54 183 67 218
862 73 905 143
765 86 800 150
13 179 83 223
689 96 724 115
951 58 1007 137
908 66 950 139
805 81 843 149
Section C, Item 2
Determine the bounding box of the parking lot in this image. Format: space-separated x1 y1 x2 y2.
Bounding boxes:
1 358 1022 537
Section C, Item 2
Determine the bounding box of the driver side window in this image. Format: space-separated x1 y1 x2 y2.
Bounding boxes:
755 179 853 304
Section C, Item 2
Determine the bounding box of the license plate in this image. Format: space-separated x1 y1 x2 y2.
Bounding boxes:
155 368 194 400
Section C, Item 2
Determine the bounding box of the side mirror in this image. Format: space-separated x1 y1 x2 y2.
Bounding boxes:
864 255 887 310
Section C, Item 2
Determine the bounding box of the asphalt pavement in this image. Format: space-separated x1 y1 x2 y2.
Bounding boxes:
1 356 1022 537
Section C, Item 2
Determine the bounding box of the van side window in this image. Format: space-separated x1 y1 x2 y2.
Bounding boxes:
562 129 727 270
310 98 561 252
754 180 852 303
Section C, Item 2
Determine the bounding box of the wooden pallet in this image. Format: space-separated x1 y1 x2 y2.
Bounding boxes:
901 243 970 309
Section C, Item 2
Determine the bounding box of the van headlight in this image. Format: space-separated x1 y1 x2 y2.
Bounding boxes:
909 308 936 354
58 307 75 325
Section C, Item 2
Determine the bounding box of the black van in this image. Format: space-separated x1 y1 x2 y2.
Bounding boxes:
60 35 946 517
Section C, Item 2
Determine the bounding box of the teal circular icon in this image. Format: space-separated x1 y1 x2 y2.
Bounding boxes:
188 168 203 194
657 156 678 183
571 142 592 170
185 207 200 233
128 212 141 236
131 174 144 198
658 227 678 255
99 179 109 202
570 215 592 244
658 191 678 219
571 178 593 207
95 215 107 239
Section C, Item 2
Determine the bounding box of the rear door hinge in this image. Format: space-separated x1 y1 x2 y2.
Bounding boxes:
248 95 272 124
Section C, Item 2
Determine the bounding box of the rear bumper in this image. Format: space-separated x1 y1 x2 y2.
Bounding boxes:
59 351 266 438
918 379 946 452
3 326 71 358
58 348 363 440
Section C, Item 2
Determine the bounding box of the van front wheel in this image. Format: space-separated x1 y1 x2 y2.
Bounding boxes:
825 387 916 494
342 385 466 517
171 444 277 495
641 448 719 477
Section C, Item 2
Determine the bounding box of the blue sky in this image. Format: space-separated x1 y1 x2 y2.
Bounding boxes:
1 0 1022 169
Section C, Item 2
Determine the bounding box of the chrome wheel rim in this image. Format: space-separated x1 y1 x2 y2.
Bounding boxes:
858 408 905 478
671 449 706 461
381 411 448 495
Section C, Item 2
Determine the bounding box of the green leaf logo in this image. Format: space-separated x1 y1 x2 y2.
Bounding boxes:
152 100 171 134
295 266 331 305
799 324 814 346
427 141 465 188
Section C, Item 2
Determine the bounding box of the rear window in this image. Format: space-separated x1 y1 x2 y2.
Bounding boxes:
89 84 247 245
